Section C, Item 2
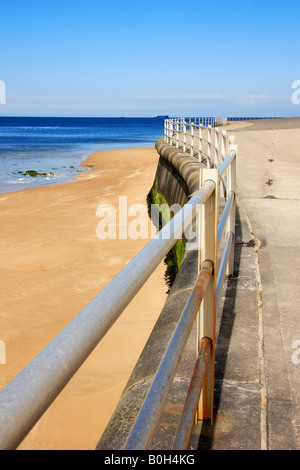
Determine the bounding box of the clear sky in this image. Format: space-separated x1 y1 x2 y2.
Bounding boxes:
0 0 300 117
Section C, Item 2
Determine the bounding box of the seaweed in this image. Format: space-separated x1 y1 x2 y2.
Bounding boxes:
147 185 186 293
20 170 54 178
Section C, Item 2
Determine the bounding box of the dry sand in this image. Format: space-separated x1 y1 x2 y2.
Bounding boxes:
0 147 168 450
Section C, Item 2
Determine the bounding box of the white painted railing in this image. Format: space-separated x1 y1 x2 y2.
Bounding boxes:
164 118 232 170
164 117 238 298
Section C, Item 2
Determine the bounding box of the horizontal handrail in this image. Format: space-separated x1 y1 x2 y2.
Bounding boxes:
0 181 215 451
124 260 214 450
218 150 236 175
216 231 234 308
175 132 219 146
170 136 216 165
218 191 235 244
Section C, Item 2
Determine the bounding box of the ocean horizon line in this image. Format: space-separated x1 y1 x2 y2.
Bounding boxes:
0 114 294 120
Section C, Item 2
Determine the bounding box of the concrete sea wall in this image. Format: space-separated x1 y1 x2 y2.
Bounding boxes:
147 138 205 288
97 139 205 450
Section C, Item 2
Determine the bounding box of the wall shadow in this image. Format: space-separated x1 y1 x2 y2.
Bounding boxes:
196 207 243 449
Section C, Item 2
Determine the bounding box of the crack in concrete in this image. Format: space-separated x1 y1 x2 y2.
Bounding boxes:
236 195 268 450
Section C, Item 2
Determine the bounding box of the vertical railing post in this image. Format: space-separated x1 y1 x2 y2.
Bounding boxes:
190 123 194 157
214 127 219 167
221 130 227 162
198 124 203 162
183 120 186 152
206 126 211 168
218 130 227 198
176 120 179 148
169 120 173 146
164 119 167 142
197 168 219 423
166 119 170 143
226 137 238 275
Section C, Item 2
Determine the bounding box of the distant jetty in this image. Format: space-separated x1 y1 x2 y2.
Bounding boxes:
154 115 169 118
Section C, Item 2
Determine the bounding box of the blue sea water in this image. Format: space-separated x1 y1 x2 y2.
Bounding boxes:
0 117 165 194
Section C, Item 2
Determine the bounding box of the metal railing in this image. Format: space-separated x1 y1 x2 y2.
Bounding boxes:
164 118 232 170
0 118 237 450
124 118 237 450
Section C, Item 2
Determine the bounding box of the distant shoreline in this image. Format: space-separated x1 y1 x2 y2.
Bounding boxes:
0 116 165 195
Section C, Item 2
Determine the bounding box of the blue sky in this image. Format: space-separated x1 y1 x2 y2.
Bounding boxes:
0 0 300 117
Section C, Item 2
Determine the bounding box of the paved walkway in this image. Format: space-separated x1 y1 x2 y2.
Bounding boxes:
191 118 300 450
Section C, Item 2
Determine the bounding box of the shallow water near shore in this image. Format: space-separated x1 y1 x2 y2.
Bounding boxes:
0 116 165 194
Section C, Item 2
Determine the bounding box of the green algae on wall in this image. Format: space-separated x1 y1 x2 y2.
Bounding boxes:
147 157 189 291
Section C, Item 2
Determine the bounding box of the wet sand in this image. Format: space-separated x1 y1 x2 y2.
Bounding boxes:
0 147 168 450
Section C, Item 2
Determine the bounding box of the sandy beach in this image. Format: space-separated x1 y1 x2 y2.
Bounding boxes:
0 147 168 450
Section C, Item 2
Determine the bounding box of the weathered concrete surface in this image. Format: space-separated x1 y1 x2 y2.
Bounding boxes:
195 118 300 450
190 199 261 450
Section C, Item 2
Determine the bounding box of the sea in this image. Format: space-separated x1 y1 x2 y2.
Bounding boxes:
0 117 166 194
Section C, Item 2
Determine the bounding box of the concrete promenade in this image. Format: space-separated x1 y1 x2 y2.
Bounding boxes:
191 118 300 450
